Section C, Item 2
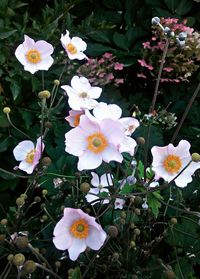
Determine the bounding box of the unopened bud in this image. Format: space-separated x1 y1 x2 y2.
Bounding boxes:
136 137 145 145
16 236 29 249
42 189 48 196
192 153 200 162
41 157 52 166
170 217 177 225
107 225 119 238
34 196 41 203
134 208 141 215
134 228 141 236
164 27 171 36
3 107 11 114
38 90 51 99
1 219 8 226
44 121 52 128
13 253 25 266
55 261 61 268
0 234 6 243
120 211 126 219
163 269 176 279
151 17 160 25
16 197 25 206
80 182 91 193
54 79 60 86
130 241 136 248
7 254 14 262
112 252 119 260
20 193 27 200
23 260 36 273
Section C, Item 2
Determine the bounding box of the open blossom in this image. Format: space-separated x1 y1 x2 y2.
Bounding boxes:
13 137 44 174
53 208 107 261
114 198 125 209
85 172 113 205
65 109 85 127
65 115 125 171
15 35 54 74
60 30 87 60
151 140 200 187
61 76 102 110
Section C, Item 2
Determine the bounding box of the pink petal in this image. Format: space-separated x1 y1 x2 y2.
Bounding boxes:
78 151 102 171
68 238 86 261
86 226 106 250
53 232 72 250
102 144 123 163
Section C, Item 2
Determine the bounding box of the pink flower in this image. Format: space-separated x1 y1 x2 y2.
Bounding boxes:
103 52 113 59
114 198 125 209
13 137 44 174
137 73 147 79
85 172 113 205
53 208 107 261
114 63 124 70
163 67 174 72
115 78 124 84
60 30 87 60
65 109 85 127
61 76 102 110
98 58 105 64
15 35 54 74
119 117 140 136
142 41 151 49
151 140 200 187
138 59 154 70
65 115 125 171
107 73 114 80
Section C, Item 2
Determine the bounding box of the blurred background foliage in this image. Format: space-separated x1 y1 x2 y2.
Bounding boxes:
0 0 200 278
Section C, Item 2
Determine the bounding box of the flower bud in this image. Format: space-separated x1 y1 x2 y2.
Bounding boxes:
112 252 120 260
54 79 60 86
55 261 61 268
23 260 36 273
192 153 200 162
127 175 137 185
68 268 74 275
3 107 11 114
7 254 14 262
131 275 138 279
16 197 25 206
0 234 6 243
164 27 171 36
13 253 25 266
134 228 141 236
34 196 41 203
42 189 48 196
80 182 91 193
134 196 142 206
41 157 52 166
44 121 52 128
1 219 8 226
16 236 29 249
38 90 51 99
151 17 160 25
107 225 119 238
136 137 145 145
170 217 177 225
134 208 141 215
130 241 136 248
120 211 126 219
20 193 27 200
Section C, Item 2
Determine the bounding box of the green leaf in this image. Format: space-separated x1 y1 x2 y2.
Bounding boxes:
71 267 81 279
0 29 17 39
120 184 134 194
103 0 122 10
87 43 115 56
176 0 193 15
10 80 21 101
164 0 179 12
147 191 163 217
88 30 112 43
137 160 144 179
0 137 12 152
113 32 129 50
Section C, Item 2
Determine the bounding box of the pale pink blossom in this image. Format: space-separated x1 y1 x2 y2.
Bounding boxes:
65 115 125 171
114 62 124 70
115 78 124 84
137 73 147 79
13 137 44 174
163 67 174 72
15 35 54 74
85 172 113 205
142 41 151 49
119 117 140 136
65 109 85 127
138 59 154 70
60 30 87 60
61 76 102 110
107 73 114 80
151 140 200 187
53 208 107 261
103 52 113 59
114 198 125 209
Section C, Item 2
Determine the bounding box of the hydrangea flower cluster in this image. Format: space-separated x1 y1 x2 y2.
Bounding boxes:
137 18 200 82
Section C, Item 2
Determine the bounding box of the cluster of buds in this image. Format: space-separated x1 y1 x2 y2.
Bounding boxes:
137 17 200 83
77 52 124 87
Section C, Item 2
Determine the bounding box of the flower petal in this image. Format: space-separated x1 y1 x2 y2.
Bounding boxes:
86 226 106 250
78 151 102 171
68 238 86 261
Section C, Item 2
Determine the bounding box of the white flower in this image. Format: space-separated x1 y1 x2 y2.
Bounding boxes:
15 35 54 74
61 76 102 110
151 140 200 187
60 30 87 60
114 198 125 209
85 172 113 205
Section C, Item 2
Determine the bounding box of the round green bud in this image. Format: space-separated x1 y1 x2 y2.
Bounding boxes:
0 234 6 243
136 137 145 145
13 253 25 266
134 208 141 216
38 90 51 99
16 236 29 249
130 241 136 248
23 260 36 273
68 268 74 275
7 254 14 262
3 107 11 114
120 218 126 225
34 196 41 203
170 218 177 225
20 193 27 200
192 153 200 162
80 182 90 193
107 225 119 238
41 215 48 222
41 157 52 166
16 197 25 206
44 121 52 129
1 219 8 226
120 211 126 219
112 252 119 260
55 261 61 268
130 223 135 229
40 248 47 255
54 79 60 86
134 228 141 236
42 189 48 196
134 196 142 205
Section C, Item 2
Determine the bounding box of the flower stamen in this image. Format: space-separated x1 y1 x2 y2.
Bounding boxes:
67 43 77 55
87 132 108 154
163 155 182 174
25 149 36 164
70 219 89 239
26 49 41 64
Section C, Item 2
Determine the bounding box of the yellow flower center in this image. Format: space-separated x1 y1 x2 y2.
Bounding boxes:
87 132 108 154
70 219 89 239
66 43 77 55
163 155 182 174
26 49 41 64
25 149 36 164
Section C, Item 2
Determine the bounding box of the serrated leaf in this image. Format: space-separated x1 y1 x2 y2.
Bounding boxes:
120 184 134 194
147 191 163 217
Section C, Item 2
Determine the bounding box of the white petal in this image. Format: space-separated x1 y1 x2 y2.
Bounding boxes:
53 232 72 250
78 151 102 171
71 37 87 51
18 160 35 174
100 173 113 186
68 238 86 261
85 188 100 204
102 144 123 163
86 226 106 250
91 172 100 187
13 140 34 161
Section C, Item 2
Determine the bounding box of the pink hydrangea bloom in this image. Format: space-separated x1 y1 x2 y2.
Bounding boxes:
138 59 154 70
60 30 87 60
65 109 85 127
163 67 174 72
114 62 124 70
53 208 107 261
103 52 113 59
13 137 44 174
65 115 125 170
15 35 54 74
85 172 113 205
61 76 102 110
151 140 200 187
142 41 151 49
